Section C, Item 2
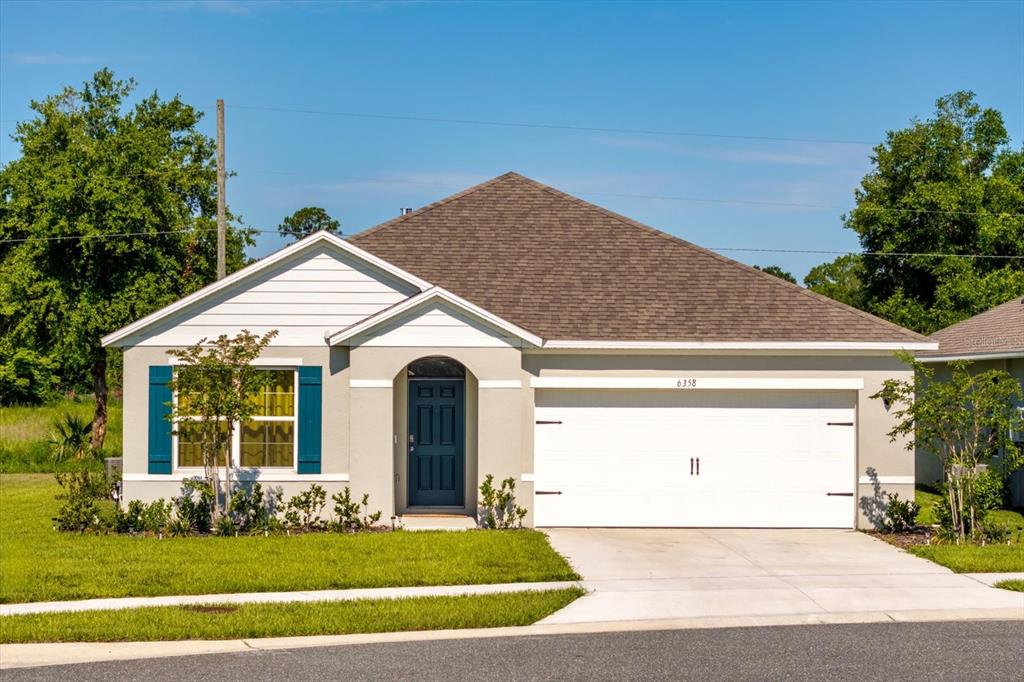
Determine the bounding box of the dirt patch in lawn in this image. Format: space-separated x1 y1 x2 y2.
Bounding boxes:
866 528 934 550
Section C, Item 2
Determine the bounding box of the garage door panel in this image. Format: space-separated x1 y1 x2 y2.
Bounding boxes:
534 390 856 528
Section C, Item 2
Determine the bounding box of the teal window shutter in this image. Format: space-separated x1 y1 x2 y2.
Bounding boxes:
148 366 173 474
297 366 322 474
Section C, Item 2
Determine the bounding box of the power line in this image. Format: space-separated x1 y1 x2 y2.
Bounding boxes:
227 103 874 147
3 229 1023 261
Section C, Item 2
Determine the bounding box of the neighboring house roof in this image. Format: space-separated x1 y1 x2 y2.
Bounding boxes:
917 296 1024 362
350 172 930 346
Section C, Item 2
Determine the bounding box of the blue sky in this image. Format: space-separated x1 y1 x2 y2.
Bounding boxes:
1 0 1021 280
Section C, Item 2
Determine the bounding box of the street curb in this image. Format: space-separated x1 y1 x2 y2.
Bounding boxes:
2 607 1021 670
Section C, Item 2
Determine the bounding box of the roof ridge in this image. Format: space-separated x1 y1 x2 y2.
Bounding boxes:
509 174 929 343
349 172 521 242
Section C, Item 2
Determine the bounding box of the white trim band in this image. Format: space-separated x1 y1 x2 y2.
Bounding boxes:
541 340 938 351
479 380 522 389
918 351 1024 363
350 379 393 388
858 475 915 485
124 472 351 483
529 377 865 390
167 357 304 366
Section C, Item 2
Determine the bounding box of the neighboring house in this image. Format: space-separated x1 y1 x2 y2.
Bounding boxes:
916 296 1024 505
102 173 935 529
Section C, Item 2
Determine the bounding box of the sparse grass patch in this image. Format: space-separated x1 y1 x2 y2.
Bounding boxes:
0 475 578 604
0 588 584 643
0 399 122 472
993 579 1024 592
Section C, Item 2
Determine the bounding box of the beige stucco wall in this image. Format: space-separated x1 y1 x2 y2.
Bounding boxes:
122 344 914 529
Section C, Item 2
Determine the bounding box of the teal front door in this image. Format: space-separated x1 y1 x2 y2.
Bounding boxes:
408 379 465 507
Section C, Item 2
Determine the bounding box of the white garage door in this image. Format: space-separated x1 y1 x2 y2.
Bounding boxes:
533 390 856 528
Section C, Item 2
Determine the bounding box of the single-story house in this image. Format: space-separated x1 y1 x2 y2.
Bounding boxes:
915 296 1024 505
103 172 936 529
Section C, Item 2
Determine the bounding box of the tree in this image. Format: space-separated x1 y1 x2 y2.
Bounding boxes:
0 69 252 445
873 354 1023 543
278 207 340 241
803 254 865 309
166 329 278 524
753 264 797 284
840 91 1024 333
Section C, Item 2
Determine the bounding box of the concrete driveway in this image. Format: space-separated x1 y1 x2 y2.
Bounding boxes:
542 528 1024 624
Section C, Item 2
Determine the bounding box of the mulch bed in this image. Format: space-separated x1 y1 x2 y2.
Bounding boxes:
866 528 934 550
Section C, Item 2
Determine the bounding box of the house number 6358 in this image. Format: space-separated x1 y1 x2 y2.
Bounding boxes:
676 379 697 388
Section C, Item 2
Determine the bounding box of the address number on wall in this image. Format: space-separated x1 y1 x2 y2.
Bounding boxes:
676 379 697 388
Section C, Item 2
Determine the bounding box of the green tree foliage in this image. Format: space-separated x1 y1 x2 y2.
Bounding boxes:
873 354 1023 543
166 329 278 524
753 264 797 284
803 254 865 309
0 69 253 443
841 91 1024 333
278 206 340 241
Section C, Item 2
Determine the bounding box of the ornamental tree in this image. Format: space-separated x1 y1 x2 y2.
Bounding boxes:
166 329 278 524
277 207 340 241
873 354 1023 542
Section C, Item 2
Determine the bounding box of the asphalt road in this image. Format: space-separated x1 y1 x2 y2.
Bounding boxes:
5 620 1023 681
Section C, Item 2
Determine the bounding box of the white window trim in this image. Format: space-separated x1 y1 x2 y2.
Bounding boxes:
172 367 299 474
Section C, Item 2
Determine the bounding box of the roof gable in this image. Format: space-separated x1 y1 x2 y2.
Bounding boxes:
350 173 931 347
102 231 429 347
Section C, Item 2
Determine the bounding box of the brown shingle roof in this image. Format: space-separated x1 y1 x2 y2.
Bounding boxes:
919 296 1024 357
349 172 927 344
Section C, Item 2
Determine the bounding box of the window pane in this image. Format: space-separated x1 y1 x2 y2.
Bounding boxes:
240 421 294 468
177 421 229 467
247 370 295 417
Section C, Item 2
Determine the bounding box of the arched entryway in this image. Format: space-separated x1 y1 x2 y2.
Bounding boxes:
406 357 467 508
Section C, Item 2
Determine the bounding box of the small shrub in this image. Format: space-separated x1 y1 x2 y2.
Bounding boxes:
115 499 145 533
53 470 108 532
330 487 382 532
167 516 193 537
478 474 527 529
173 478 214 534
214 514 237 537
882 493 919 533
284 484 326 531
974 467 1008 512
978 516 1012 545
139 499 173 534
228 483 274 533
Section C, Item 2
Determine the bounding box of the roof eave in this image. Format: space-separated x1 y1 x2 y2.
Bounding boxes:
539 340 939 351
917 350 1024 363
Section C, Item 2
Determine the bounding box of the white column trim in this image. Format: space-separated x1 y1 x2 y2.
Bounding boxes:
124 472 350 483
168 357 304 366
529 376 865 390
350 379 393 388
479 380 523 389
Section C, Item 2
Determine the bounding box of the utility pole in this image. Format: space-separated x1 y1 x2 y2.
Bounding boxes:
216 98 226 280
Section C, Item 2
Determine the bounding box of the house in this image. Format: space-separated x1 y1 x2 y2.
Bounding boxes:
915 296 1024 505
102 173 936 529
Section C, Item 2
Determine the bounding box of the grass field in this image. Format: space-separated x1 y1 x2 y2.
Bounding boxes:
0 399 122 472
0 474 578 604
910 484 1024 573
994 579 1024 592
0 589 584 644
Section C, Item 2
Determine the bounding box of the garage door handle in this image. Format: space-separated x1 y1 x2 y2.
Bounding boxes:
826 492 853 497
690 458 694 475
535 420 562 425
696 457 700 476
827 422 854 426
536 490 562 495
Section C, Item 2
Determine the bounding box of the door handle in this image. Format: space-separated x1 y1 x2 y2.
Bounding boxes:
690 458 694 476
696 457 700 476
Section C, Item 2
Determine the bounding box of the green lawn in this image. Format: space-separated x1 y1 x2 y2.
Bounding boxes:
994 580 1024 592
909 484 1024 573
0 399 122 472
0 475 578 604
0 588 583 644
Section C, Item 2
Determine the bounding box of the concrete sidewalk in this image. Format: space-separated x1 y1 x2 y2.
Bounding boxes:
0 581 581 617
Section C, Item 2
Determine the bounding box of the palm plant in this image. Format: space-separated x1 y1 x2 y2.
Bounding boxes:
49 413 98 464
